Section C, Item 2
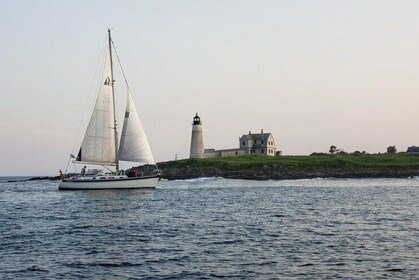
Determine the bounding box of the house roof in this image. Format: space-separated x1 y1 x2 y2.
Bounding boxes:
252 133 271 141
240 133 272 141
241 134 253 140
407 146 419 152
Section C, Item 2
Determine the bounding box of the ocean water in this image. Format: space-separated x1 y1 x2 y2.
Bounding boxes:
0 177 418 279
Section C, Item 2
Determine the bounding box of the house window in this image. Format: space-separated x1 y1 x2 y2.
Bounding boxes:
262 140 264 144
242 141 245 146
262 149 264 154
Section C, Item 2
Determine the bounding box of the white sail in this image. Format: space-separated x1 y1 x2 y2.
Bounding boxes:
77 55 117 165
118 89 155 164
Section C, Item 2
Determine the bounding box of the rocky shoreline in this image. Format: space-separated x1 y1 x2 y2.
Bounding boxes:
157 165 419 181
18 154 419 182
5 176 60 182
21 171 419 182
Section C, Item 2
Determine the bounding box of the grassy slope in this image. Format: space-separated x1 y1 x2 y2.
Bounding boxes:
157 153 419 180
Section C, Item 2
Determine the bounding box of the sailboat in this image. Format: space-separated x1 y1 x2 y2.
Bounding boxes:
58 29 159 190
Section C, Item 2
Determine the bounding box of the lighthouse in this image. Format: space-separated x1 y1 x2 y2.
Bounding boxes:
190 113 205 159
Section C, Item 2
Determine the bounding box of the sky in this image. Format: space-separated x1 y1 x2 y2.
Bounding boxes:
1 0 419 176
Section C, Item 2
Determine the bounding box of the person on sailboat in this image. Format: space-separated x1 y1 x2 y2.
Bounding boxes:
81 166 86 176
59 170 64 180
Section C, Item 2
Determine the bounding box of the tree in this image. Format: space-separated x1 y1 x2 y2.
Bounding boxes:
329 145 337 154
337 149 348 155
387 146 397 154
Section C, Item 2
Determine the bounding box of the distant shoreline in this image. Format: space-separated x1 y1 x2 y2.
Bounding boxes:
2 176 60 183
10 173 419 183
9 153 419 182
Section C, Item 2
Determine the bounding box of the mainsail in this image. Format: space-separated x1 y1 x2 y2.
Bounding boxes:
76 54 117 165
118 89 155 164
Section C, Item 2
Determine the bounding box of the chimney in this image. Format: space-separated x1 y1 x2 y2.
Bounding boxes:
261 129 264 134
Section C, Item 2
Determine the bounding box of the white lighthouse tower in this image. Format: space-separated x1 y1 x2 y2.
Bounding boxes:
190 113 205 159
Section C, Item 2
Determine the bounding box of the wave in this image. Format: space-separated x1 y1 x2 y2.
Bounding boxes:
65 261 139 268
174 177 222 183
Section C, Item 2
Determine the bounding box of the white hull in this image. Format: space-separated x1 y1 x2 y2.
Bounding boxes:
58 176 158 190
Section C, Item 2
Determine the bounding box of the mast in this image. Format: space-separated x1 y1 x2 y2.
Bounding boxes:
108 28 119 172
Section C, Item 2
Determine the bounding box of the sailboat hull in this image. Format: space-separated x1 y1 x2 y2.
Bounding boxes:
58 176 158 190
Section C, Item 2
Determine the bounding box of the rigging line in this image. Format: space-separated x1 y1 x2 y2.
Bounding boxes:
112 40 159 170
70 38 108 156
111 40 131 92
